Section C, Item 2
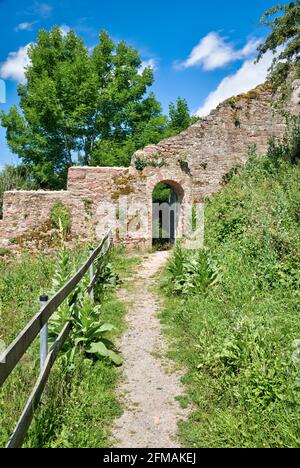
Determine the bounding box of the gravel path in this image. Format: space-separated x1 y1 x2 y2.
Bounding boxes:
111 251 187 448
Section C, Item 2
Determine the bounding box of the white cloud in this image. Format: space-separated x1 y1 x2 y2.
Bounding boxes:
60 24 71 37
178 32 260 71
0 44 31 83
30 2 52 18
15 21 37 32
36 2 52 17
139 59 157 75
20 2 53 18
195 51 274 117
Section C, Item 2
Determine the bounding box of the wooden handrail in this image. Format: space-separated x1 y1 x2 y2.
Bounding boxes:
1 230 112 448
0 232 111 387
6 322 72 448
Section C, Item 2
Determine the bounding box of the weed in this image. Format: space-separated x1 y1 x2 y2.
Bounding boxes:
50 202 71 235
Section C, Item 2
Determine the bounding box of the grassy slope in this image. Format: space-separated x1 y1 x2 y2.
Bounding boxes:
160 157 300 448
0 246 140 448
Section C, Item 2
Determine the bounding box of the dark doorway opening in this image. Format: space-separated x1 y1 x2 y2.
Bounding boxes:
152 181 182 249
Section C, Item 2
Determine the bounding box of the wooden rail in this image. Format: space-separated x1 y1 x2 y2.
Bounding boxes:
0 231 112 448
6 322 72 448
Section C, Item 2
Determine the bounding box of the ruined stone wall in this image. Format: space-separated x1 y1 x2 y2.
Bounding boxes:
67 165 193 249
0 190 86 243
0 81 299 249
131 84 293 203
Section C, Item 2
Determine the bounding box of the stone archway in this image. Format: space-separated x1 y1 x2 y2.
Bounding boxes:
151 180 184 248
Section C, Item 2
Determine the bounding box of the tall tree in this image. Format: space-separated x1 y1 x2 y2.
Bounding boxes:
169 97 191 132
257 1 300 90
168 97 198 134
0 28 165 188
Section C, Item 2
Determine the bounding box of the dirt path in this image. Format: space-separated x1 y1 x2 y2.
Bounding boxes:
111 251 187 448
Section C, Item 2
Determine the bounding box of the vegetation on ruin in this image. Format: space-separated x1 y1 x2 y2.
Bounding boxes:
50 202 71 236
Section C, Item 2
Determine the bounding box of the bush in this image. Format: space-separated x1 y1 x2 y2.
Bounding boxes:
166 242 220 296
50 202 71 235
48 245 122 366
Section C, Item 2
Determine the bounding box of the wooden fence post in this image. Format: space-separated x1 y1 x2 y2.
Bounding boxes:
39 295 49 372
89 249 94 302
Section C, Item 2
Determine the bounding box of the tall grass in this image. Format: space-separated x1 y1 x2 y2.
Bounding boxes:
160 118 300 447
0 245 140 447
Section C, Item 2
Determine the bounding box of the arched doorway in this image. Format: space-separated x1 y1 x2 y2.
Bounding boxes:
152 180 184 248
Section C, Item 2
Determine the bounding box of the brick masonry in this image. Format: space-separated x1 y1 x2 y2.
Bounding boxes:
1 81 299 249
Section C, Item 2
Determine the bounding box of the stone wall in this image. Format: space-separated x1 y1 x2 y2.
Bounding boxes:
66 165 193 249
0 81 299 249
131 84 290 202
0 190 87 243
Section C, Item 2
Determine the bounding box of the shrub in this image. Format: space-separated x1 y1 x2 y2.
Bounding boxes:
166 242 220 296
48 245 122 367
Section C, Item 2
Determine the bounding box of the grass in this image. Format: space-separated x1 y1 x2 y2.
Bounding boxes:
159 154 300 448
0 244 141 448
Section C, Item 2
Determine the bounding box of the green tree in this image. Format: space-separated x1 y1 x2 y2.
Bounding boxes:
168 98 198 135
0 28 166 188
257 1 300 90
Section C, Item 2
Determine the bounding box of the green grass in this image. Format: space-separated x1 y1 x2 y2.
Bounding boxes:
0 244 141 448
159 155 300 448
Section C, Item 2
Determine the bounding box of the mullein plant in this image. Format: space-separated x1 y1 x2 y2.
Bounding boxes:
48 221 122 367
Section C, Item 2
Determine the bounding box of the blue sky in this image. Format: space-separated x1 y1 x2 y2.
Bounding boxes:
0 0 279 167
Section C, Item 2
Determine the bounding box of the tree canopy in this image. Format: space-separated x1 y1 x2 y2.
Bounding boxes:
1 28 195 189
257 1 300 90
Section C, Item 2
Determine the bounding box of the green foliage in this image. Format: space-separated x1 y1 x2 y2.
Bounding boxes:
168 98 196 134
0 28 165 187
257 1 300 91
0 28 196 187
0 247 11 257
228 97 237 109
49 202 71 235
160 125 300 447
166 242 220 296
48 245 121 366
134 158 146 171
222 164 242 185
152 182 172 204
94 260 121 299
266 115 300 168
0 164 36 218
134 153 167 171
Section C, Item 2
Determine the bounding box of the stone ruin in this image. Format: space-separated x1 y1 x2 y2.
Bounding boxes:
1 80 299 250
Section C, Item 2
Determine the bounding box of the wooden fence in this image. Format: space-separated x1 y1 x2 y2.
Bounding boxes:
0 231 112 448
